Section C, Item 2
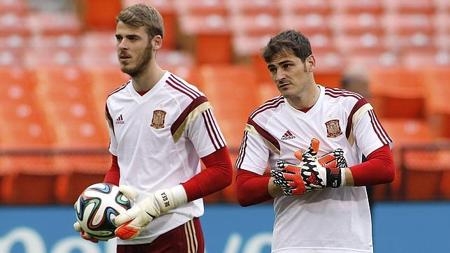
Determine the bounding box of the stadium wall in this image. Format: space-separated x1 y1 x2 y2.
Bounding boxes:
0 203 449 253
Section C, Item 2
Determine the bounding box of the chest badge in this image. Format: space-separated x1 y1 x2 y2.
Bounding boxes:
325 119 342 138
151 110 166 129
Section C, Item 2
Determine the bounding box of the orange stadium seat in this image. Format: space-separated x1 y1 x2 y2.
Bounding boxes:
369 68 426 118
434 0 450 12
175 0 228 16
179 14 232 65
331 14 384 36
382 14 435 53
400 147 448 200
27 12 82 36
230 0 281 17
279 0 332 16
79 31 117 68
439 149 450 199
0 13 30 37
280 14 332 38
382 0 436 15
197 65 260 150
379 118 435 200
335 33 388 56
330 0 384 15
75 0 122 31
88 66 130 120
0 0 28 15
400 50 449 69
34 66 111 204
0 68 58 204
422 68 450 139
345 51 400 69
230 14 280 38
25 34 80 67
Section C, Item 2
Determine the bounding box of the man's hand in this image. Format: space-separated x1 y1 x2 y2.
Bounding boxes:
73 221 99 243
271 138 348 195
113 185 187 240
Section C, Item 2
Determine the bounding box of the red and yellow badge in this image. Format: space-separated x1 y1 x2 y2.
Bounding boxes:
325 119 342 138
150 110 166 129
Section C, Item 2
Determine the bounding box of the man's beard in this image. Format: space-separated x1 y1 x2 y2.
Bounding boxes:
121 44 153 77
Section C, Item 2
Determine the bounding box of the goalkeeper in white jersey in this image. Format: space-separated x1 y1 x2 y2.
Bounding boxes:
235 30 395 253
73 4 233 252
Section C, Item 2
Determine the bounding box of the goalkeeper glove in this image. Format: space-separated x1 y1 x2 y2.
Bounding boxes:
271 138 348 195
113 185 187 240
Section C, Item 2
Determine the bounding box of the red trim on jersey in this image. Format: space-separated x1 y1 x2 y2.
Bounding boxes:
345 98 369 138
325 87 363 100
167 74 201 100
350 145 395 186
235 169 272 207
171 96 208 135
104 155 120 185
368 110 392 144
247 118 280 151
105 104 114 133
181 147 233 201
250 96 284 119
136 89 149 96
201 109 225 150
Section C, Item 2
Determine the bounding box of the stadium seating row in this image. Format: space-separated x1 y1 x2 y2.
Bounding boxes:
0 0 448 204
0 64 449 204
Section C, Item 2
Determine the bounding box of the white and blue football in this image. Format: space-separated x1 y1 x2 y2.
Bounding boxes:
74 183 131 240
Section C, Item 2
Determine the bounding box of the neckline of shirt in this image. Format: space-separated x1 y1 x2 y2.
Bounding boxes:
128 71 170 100
285 85 324 115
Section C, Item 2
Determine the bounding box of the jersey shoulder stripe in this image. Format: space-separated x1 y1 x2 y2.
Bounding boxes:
249 96 284 119
106 80 130 99
171 96 209 141
324 87 363 100
247 117 280 152
346 98 369 138
201 108 226 150
166 74 202 100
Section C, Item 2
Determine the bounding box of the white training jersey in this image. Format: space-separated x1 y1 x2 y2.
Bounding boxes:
236 85 392 253
106 71 226 245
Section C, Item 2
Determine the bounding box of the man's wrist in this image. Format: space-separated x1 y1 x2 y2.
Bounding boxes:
342 168 354 186
268 177 283 197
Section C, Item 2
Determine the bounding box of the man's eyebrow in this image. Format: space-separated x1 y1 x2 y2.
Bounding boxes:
268 60 294 67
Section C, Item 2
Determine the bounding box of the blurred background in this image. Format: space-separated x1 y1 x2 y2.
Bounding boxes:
0 0 449 252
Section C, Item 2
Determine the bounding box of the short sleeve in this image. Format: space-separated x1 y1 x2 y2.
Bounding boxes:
353 106 393 157
235 123 270 175
187 106 227 158
105 103 118 156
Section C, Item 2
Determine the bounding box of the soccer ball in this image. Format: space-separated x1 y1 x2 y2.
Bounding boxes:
74 183 131 240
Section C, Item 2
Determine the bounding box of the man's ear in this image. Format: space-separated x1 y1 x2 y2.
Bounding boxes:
152 35 163 50
306 55 316 72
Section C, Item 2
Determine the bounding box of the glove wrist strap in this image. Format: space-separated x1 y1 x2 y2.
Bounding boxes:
326 167 342 188
155 185 188 213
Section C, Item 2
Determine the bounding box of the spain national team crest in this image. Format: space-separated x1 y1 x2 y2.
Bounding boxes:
325 119 342 138
151 110 166 129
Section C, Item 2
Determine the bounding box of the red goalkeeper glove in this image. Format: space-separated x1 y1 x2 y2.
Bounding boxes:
271 138 348 195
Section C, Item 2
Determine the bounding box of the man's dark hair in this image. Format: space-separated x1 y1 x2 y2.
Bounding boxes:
262 30 312 63
116 4 164 38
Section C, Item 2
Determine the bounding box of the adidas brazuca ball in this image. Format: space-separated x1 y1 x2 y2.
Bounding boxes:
74 183 132 240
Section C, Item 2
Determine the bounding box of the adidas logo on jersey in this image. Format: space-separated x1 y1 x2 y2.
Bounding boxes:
116 114 124 124
281 130 296 140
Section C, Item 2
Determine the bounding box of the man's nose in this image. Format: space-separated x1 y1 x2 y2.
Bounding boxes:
275 69 286 82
